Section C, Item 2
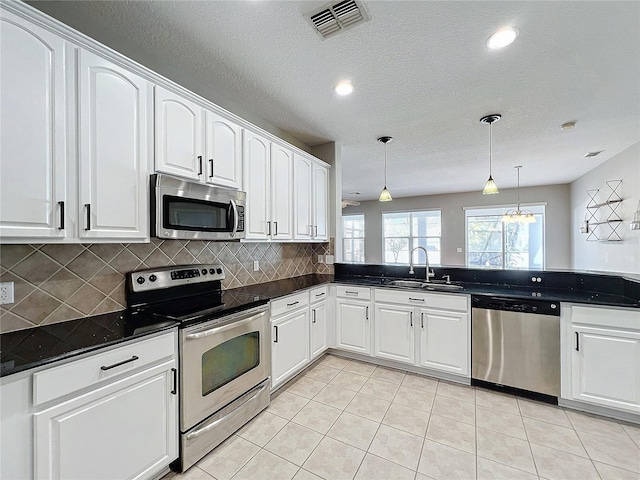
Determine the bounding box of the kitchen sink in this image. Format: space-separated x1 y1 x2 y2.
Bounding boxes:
385 279 464 290
385 280 429 288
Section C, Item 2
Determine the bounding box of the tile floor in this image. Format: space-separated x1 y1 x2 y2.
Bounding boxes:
166 354 640 480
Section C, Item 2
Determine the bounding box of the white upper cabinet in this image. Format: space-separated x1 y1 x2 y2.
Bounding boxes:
293 153 330 242
313 163 329 241
293 154 313 240
205 110 242 189
243 130 271 240
0 9 67 240
270 143 293 240
155 86 243 190
154 86 203 181
78 49 150 241
243 133 294 242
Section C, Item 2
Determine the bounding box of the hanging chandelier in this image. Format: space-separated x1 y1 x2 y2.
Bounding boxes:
378 136 393 202
480 114 501 195
502 166 536 223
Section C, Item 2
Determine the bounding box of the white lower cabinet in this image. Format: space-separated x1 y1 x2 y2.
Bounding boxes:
418 308 469 375
374 303 415 364
271 307 309 390
34 360 177 480
336 298 371 355
563 305 640 414
370 289 470 378
19 330 180 480
310 300 328 360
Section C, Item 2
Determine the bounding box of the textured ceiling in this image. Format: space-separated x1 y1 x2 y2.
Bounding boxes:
28 1 640 201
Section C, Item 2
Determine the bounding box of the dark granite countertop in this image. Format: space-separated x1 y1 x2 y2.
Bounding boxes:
2 269 637 379
0 310 178 378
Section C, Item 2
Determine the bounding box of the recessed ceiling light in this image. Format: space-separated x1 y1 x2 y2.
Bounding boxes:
334 81 354 96
487 27 518 50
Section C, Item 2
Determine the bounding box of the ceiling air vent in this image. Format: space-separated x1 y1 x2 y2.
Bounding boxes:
305 0 370 40
584 151 604 158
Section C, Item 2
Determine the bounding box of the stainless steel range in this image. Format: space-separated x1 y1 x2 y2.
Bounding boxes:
126 264 271 472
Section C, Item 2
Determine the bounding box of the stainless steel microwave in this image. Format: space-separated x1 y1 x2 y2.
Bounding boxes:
151 174 246 240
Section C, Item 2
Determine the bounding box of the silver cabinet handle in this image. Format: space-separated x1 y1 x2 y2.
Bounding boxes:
410 311 413 327
365 306 369 320
575 332 579 351
409 297 425 302
267 221 271 236
101 355 138 371
287 301 299 307
312 309 316 323
345 291 359 296
314 225 318 237
315 292 325 298
274 221 278 236
197 155 203 175
58 201 65 230
421 312 424 329
274 325 279 343
209 158 214 178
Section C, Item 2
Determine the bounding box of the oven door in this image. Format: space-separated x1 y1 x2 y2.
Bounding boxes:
179 305 270 432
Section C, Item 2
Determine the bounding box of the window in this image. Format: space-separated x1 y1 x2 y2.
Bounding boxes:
465 205 545 269
383 210 441 265
342 215 365 263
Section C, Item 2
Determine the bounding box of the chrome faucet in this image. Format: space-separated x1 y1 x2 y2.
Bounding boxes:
408 246 435 282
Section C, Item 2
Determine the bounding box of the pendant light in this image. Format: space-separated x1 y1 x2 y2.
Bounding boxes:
480 114 501 195
502 166 536 223
378 136 393 202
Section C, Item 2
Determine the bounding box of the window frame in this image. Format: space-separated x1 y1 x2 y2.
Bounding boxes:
464 203 546 270
342 214 365 263
381 209 442 266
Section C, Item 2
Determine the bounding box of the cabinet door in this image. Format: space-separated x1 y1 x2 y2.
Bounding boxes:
374 303 415 364
419 309 469 375
313 164 329 241
77 49 150 241
310 301 328 359
571 325 640 413
0 11 67 239
336 299 371 355
272 309 310 389
205 110 242 189
270 143 293 240
34 360 178 480
243 130 270 240
155 86 203 180
293 154 313 240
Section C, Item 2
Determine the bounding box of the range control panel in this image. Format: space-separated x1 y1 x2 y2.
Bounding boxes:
130 264 225 292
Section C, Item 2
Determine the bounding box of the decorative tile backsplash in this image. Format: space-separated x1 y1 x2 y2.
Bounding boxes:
0 239 333 333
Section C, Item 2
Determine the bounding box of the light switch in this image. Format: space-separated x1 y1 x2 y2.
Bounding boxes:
456 248 463 253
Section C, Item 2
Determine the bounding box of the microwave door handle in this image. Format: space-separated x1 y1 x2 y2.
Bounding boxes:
230 199 239 238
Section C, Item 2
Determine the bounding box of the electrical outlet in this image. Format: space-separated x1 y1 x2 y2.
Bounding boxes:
0 282 15 305
253 260 260 272
317 254 324 264
325 255 335 265
456 247 463 253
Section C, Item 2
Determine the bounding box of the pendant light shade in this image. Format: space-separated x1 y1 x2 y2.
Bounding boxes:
502 166 536 223
480 114 501 195
378 136 393 202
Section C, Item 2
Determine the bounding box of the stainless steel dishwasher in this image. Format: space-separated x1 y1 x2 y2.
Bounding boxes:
471 296 560 402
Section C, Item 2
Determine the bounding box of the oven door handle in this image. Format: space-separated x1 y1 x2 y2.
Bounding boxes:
185 311 266 340
185 380 270 440
229 199 239 238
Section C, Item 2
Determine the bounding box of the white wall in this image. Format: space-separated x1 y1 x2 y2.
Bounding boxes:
343 184 572 269
570 142 640 274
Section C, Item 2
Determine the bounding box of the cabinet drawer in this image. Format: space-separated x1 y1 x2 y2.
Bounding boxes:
571 305 640 331
336 285 371 300
375 289 468 312
309 286 328 303
33 331 175 406
271 291 309 317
